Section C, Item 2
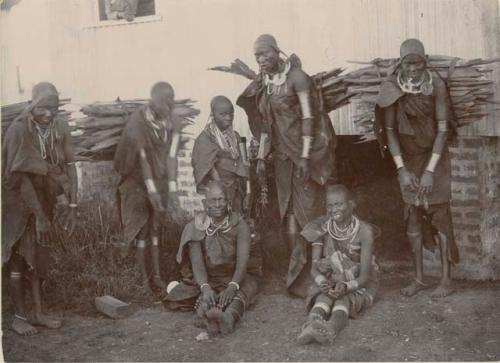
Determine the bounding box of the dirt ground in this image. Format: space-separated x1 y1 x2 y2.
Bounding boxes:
2 265 500 362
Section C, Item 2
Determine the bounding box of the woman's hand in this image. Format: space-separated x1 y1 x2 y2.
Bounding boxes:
398 167 418 191
297 158 310 181
218 284 237 309
36 214 51 244
315 259 333 274
328 282 347 299
148 192 165 213
417 171 434 200
201 285 217 309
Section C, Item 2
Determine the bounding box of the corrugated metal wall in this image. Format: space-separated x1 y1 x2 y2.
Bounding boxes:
2 0 498 135
330 0 500 136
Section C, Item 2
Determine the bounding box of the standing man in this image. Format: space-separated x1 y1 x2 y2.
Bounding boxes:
114 81 180 293
2 82 77 335
375 39 459 297
237 34 336 297
192 95 250 214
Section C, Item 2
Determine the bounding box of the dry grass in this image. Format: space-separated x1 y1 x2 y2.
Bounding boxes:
42 200 185 313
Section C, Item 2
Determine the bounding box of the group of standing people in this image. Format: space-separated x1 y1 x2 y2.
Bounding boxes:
2 34 458 345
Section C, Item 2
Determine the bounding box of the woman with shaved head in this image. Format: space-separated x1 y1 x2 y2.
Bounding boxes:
167 181 261 336
375 39 459 298
237 34 337 297
192 95 250 214
2 82 78 335
114 81 180 296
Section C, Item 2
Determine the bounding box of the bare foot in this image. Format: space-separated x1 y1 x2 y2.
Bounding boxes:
218 311 235 335
400 280 428 297
12 316 38 336
310 316 336 344
205 308 222 336
297 322 315 345
33 313 62 329
430 282 455 298
297 315 335 345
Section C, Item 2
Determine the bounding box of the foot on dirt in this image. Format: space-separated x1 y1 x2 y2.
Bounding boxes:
310 316 336 344
12 316 38 336
205 308 223 336
430 282 455 298
400 280 428 297
193 315 205 329
33 314 62 329
152 275 167 290
218 311 235 335
297 322 315 345
205 307 223 320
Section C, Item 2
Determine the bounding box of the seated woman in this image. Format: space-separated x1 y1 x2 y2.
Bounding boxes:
297 184 380 345
166 181 261 336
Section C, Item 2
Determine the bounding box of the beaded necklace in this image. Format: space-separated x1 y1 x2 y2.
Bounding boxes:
263 60 291 95
33 120 59 166
144 106 168 142
327 215 360 244
205 215 231 236
397 70 434 96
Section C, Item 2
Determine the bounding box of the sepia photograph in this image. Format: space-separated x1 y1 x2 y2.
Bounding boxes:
1 0 499 361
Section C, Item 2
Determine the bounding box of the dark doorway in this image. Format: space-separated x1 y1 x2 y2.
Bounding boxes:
336 136 410 264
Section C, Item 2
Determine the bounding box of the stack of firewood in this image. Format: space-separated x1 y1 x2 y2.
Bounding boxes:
1 99 71 138
1 98 200 160
209 55 499 134
209 56 351 113
344 56 500 133
70 99 199 160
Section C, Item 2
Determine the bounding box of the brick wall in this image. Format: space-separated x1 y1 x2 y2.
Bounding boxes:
424 136 500 280
76 137 204 221
76 135 500 280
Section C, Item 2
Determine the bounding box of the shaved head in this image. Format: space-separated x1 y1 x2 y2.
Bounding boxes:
210 95 234 131
204 180 229 220
210 95 232 113
326 184 353 201
206 180 227 199
151 82 174 98
150 81 175 118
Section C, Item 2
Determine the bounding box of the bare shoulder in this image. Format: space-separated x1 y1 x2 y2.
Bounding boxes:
431 72 446 88
358 220 375 245
431 72 447 94
288 67 312 90
237 217 251 234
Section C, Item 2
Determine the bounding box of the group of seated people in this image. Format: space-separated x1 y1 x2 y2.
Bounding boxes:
3 35 457 346
165 180 379 344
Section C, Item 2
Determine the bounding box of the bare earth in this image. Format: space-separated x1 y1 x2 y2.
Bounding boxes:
2 268 500 362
